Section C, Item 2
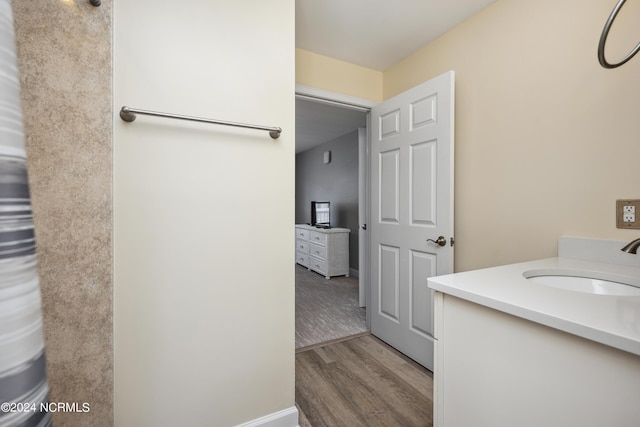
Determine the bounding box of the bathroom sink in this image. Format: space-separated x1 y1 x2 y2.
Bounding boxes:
523 269 640 296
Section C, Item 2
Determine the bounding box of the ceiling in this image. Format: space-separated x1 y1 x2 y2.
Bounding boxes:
295 99 367 153
294 0 498 153
296 0 497 71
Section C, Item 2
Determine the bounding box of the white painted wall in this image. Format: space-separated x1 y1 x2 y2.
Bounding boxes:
113 1 295 426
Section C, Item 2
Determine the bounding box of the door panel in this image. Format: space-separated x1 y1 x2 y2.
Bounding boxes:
410 94 437 129
410 140 437 225
379 244 400 321
380 109 401 139
410 249 436 337
370 71 454 370
379 149 400 223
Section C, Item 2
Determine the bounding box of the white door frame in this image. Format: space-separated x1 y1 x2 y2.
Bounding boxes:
295 84 376 318
357 127 368 308
295 84 376 112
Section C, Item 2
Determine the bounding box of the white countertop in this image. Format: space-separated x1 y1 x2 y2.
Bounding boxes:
428 257 640 356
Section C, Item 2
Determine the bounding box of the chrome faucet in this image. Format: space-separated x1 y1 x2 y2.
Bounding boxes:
621 238 640 254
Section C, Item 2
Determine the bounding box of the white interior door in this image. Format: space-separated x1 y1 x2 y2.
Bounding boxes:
370 71 454 370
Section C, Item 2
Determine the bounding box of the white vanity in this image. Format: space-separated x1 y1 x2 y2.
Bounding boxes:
295 224 350 279
428 237 640 427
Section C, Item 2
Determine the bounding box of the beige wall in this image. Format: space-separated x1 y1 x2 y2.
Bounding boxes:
114 1 295 426
296 48 383 102
14 2 113 426
384 0 640 271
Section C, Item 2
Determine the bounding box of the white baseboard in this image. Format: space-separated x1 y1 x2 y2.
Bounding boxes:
235 406 299 427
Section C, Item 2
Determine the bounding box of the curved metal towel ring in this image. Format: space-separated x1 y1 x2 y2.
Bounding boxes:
598 0 640 68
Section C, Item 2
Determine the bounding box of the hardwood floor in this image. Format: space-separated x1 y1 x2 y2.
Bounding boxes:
296 334 433 427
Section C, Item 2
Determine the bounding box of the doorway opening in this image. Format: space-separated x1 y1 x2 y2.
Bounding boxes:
294 88 373 350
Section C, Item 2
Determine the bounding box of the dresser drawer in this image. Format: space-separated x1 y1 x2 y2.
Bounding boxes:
309 243 327 260
309 231 327 246
296 251 309 267
309 257 327 275
295 228 309 240
296 238 309 253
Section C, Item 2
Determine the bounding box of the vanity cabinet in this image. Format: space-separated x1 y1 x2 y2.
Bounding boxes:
432 292 640 427
427 239 640 427
295 224 350 279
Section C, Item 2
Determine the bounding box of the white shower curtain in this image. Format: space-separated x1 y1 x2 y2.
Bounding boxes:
0 1 51 426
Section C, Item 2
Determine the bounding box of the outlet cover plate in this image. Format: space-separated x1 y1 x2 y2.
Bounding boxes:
616 199 640 229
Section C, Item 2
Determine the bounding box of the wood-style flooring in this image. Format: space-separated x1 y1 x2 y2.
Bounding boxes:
296 334 433 427
295 265 367 349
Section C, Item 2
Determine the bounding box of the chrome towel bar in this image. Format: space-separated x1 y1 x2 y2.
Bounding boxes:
119 106 282 139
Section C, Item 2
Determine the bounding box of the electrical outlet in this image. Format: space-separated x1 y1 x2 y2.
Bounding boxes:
623 205 636 222
617 199 640 229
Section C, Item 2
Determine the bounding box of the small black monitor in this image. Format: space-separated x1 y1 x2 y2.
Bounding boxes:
311 201 330 228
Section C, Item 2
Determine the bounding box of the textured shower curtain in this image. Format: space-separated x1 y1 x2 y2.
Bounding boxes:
0 1 52 426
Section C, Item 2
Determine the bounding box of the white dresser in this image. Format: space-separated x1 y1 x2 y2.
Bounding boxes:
295 224 350 279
